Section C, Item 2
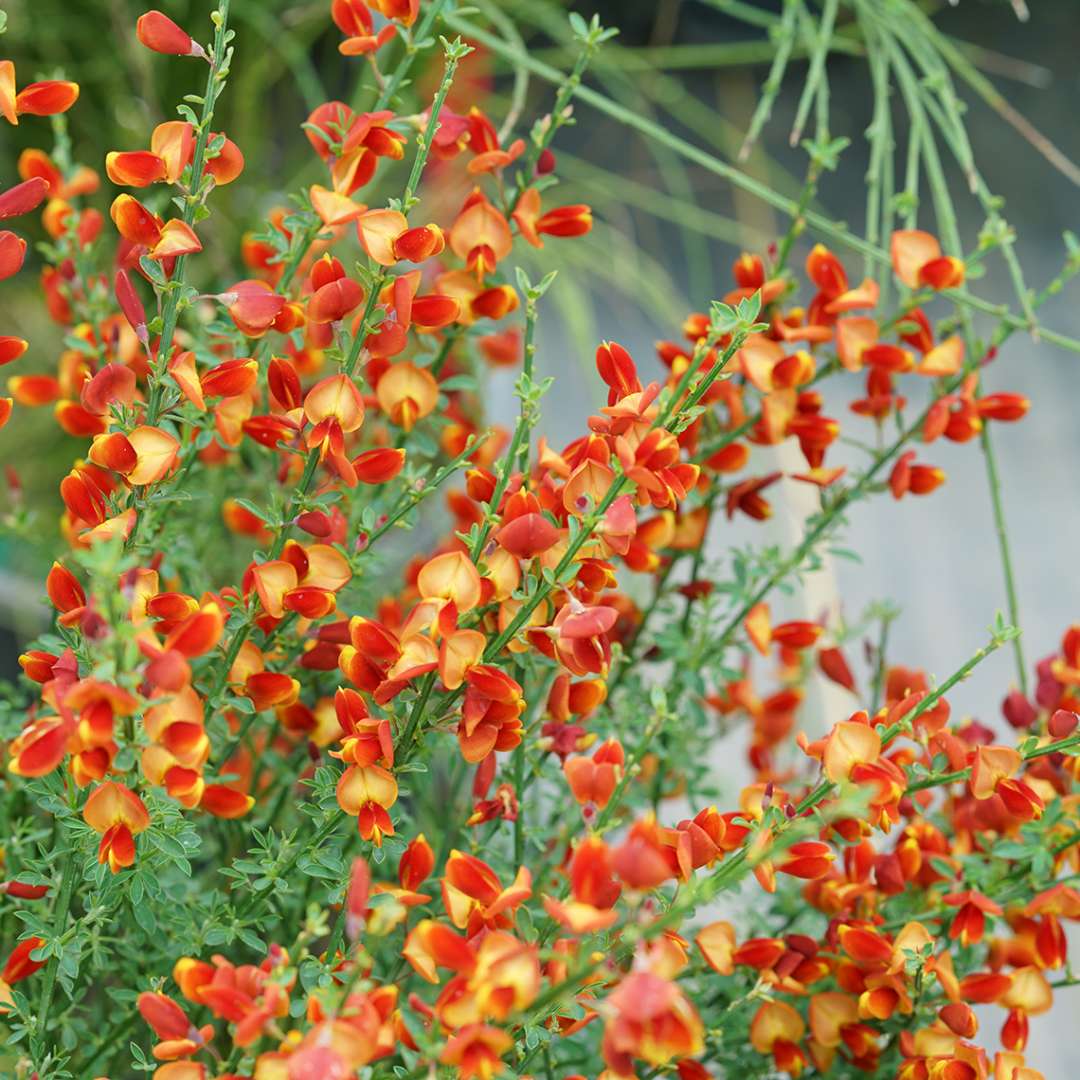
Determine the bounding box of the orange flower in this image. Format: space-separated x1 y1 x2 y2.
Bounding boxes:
777 840 836 880
200 785 254 819
18 148 97 201
944 890 1004 947
696 921 737 975
563 738 624 809
459 666 524 762
357 207 408 265
2 936 46 984
0 61 79 125
612 815 677 890
451 930 540 1024
337 764 399 845
442 850 532 937
304 373 366 457
110 194 201 260
542 836 621 934
889 450 945 499
375 361 439 431
107 122 240 189
750 1000 808 1075
440 1023 513 1080
8 714 75 777
513 188 593 247
373 833 434 910
602 970 704 1074
82 781 151 872
0 230 28 281
495 512 560 560
822 716 882 782
333 0 398 54
970 745 1044 821
403 918 476 983
137 991 213 1060
418 551 483 615
449 190 513 279
0 176 48 220
891 229 965 290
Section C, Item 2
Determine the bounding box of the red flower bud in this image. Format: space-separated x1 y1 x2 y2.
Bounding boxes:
136 10 204 57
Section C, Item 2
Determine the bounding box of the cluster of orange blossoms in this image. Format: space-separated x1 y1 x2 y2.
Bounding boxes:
0 3 1077 1080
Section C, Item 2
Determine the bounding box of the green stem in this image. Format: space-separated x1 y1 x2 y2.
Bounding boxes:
374 0 453 110
877 13 1030 691
607 554 682 695
773 162 819 273
343 271 389 379
677 482 720 638
323 904 348 969
869 612 892 713
512 742 525 866
269 445 322 559
593 713 664 835
789 0 838 146
469 288 541 561
906 731 1080 794
343 45 463 379
979 426 1027 693
402 45 464 212
511 31 598 211
485 325 746 661
145 0 233 426
739 0 800 160
34 848 78 1054
395 324 749 767
398 673 437 755
257 0 454 368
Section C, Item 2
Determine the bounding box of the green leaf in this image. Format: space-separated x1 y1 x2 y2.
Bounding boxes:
148 831 187 861
140 256 167 285
231 498 273 524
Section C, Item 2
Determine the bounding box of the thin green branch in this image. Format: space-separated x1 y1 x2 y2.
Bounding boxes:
33 846 78 1056
906 731 1080 793
789 0 838 147
145 0 233 427
740 0 800 161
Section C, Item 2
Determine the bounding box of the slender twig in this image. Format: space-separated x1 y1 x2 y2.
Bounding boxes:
469 279 544 561
906 731 1080 794
145 0 234 427
233 815 341 921
607 555 682 696
875 16 1030 688
789 0 838 147
512 742 526 866
739 0 800 161
33 847 78 1054
869 611 892 714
